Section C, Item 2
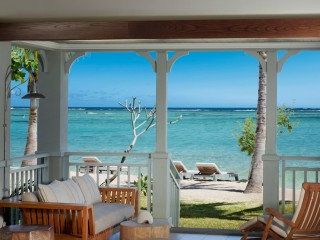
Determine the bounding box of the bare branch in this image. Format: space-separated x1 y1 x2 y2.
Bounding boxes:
169 115 183 125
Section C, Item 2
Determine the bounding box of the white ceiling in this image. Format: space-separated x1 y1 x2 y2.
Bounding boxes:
1 0 320 22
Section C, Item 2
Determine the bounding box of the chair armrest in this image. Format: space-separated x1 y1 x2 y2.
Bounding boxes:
266 208 294 227
99 187 139 216
0 197 92 239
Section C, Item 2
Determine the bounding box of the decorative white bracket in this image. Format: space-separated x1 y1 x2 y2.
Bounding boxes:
166 51 189 72
137 51 156 72
38 50 48 73
277 50 300 73
137 51 189 73
245 50 300 73
245 51 267 72
64 51 86 74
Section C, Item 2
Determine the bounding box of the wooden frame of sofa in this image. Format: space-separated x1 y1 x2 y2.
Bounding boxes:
0 187 139 240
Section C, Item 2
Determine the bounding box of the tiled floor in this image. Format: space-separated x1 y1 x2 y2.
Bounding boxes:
110 232 242 240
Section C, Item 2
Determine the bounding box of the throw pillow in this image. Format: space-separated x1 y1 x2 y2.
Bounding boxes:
21 192 39 202
38 180 73 203
72 174 101 205
60 179 85 204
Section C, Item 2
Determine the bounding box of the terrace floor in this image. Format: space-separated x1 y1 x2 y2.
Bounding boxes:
110 233 242 240
110 228 245 240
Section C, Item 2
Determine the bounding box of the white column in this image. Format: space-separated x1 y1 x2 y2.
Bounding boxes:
153 51 171 220
263 50 279 211
156 51 169 153
137 50 187 221
0 42 11 226
37 50 69 182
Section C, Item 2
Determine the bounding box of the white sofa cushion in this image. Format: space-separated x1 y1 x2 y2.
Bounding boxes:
93 202 134 234
38 180 74 203
72 174 101 205
60 179 85 204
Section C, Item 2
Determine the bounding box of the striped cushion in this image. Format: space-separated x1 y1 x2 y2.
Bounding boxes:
72 174 101 205
38 180 74 203
60 179 85 204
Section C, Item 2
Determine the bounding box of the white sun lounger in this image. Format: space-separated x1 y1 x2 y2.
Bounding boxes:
79 156 127 174
173 161 198 179
194 162 239 181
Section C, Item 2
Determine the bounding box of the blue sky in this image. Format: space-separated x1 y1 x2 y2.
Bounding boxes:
12 51 320 108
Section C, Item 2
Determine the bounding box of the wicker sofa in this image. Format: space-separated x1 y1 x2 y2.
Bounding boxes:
0 174 139 240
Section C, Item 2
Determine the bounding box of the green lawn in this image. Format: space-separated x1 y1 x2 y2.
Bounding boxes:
140 196 294 230
180 200 263 229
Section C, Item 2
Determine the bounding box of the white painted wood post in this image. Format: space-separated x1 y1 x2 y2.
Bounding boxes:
153 51 171 220
263 50 279 211
0 42 12 226
137 50 188 222
37 50 69 182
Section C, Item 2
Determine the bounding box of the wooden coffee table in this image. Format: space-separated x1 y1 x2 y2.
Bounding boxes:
0 224 54 240
120 219 170 240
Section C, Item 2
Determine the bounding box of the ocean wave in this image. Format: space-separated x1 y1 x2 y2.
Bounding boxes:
172 109 202 112
70 108 86 111
296 109 320 112
234 109 255 112
86 112 97 115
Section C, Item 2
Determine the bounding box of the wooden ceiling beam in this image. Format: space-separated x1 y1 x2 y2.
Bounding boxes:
1 18 320 41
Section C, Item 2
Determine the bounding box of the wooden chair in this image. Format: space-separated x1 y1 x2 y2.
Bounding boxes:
241 182 320 240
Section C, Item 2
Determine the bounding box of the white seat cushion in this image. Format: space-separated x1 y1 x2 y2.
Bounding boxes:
93 202 134 234
72 174 101 205
60 179 85 204
38 180 74 203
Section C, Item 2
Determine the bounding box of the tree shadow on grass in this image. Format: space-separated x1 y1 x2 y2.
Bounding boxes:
180 202 263 221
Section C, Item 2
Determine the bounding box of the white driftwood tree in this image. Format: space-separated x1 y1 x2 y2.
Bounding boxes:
108 96 181 183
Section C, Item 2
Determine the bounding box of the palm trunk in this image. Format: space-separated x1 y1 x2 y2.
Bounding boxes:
21 99 38 167
244 51 267 193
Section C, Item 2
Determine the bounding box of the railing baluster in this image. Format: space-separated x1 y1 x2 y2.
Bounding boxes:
10 172 14 196
127 166 131 188
106 166 110 187
147 161 152 212
292 170 296 213
281 160 285 214
304 170 307 182
117 166 120 187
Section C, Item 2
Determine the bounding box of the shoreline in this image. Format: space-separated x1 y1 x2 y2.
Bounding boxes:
70 171 300 204
180 179 301 203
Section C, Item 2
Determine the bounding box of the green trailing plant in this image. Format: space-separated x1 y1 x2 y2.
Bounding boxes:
10 180 34 197
134 174 152 196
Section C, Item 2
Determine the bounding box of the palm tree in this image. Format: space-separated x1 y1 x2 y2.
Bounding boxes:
11 47 39 167
244 51 267 193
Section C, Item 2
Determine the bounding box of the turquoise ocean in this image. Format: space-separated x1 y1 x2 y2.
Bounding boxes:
10 108 320 181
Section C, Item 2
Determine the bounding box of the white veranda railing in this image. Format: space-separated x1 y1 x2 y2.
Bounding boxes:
169 158 181 227
279 156 320 214
66 152 153 212
2 151 181 226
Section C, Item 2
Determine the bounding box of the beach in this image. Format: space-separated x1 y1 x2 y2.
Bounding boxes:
70 171 301 204
180 179 301 203
180 180 262 203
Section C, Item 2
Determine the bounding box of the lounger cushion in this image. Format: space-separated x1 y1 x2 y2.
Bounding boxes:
72 174 101 205
240 215 293 238
38 180 74 203
93 202 134 234
60 179 85 204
